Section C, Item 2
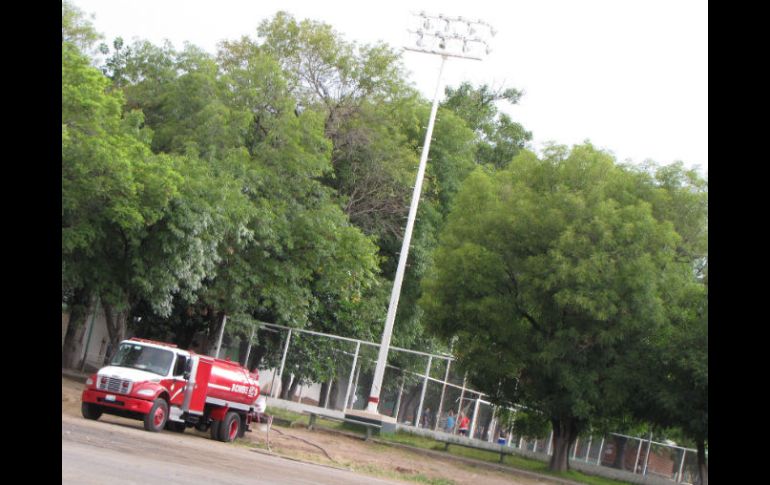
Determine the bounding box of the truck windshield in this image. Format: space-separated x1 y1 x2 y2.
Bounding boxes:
110 343 174 376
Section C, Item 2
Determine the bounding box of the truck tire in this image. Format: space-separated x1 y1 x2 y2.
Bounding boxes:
220 411 242 442
81 402 103 420
210 420 221 440
143 398 168 432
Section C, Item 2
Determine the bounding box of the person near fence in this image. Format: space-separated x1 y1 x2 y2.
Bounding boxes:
458 413 470 436
445 409 456 434
422 407 432 428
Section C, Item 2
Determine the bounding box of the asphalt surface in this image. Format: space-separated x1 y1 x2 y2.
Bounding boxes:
62 414 402 485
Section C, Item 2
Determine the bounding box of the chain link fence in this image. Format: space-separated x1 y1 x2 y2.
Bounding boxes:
211 321 704 484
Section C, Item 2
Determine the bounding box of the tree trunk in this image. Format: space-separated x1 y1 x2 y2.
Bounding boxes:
102 299 129 363
62 289 92 364
696 438 708 485
280 372 293 400
548 417 579 472
398 386 419 424
328 380 340 409
204 311 227 357
319 381 330 408
288 379 300 402
612 436 628 469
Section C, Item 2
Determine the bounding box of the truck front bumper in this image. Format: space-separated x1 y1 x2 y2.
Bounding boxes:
82 388 154 414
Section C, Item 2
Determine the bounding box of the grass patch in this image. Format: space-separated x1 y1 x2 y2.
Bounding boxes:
353 464 456 485
375 431 631 485
265 408 629 485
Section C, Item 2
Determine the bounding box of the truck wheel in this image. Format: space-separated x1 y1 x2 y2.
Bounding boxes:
81 402 103 420
210 420 221 440
143 398 168 432
220 411 241 442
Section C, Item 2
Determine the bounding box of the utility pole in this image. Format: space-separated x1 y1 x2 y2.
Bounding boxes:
365 11 496 415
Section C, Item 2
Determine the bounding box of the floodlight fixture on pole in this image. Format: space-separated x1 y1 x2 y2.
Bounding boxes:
365 12 494 414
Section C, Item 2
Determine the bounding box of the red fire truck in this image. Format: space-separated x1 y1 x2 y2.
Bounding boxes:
81 338 263 442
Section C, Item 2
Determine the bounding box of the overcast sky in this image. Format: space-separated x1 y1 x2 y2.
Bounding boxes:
71 0 708 175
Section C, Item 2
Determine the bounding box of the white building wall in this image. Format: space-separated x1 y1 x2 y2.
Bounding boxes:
68 307 114 372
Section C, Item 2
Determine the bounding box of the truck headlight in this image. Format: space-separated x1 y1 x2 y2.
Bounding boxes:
136 389 156 397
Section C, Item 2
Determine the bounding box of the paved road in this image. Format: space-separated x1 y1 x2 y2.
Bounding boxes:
62 414 400 485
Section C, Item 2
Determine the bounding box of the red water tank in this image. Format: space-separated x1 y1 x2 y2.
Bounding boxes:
204 357 260 406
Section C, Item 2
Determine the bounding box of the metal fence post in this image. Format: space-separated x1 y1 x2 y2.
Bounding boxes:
434 359 451 431
343 341 361 411
469 395 480 438
456 373 467 422
642 432 653 476
324 377 333 409
272 328 292 398
596 437 605 465
634 437 644 474
415 356 432 428
677 449 686 483
350 363 361 408
394 374 405 421
242 323 256 367
585 436 593 461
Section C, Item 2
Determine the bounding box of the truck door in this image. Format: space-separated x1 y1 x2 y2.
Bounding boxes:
169 354 190 407
182 356 212 415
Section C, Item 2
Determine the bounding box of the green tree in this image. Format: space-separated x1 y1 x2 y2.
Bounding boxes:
63 28 243 357
442 82 532 169
111 36 383 362
614 162 708 483
421 143 695 472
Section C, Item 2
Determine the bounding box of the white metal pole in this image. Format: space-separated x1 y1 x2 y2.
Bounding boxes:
642 432 653 476
394 374 405 421
272 328 292 398
456 373 467 420
470 395 480 439
676 450 686 483
415 356 433 428
573 438 579 459
214 314 227 358
344 342 361 411
597 437 605 465
243 323 256 367
365 55 447 413
434 359 452 431
585 436 593 461
546 430 554 455
350 363 362 408
634 437 644 474
488 414 496 443
324 377 333 409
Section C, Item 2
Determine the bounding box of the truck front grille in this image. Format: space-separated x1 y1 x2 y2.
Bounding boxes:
98 376 132 394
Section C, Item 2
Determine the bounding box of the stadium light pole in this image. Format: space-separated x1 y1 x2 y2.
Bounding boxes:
365 12 496 415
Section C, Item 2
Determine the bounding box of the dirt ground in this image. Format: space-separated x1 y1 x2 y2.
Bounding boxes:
62 376 557 485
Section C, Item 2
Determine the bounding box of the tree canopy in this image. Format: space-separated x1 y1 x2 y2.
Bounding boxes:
421 143 707 473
